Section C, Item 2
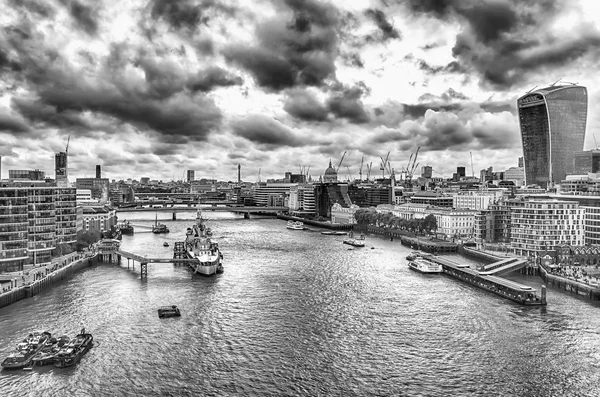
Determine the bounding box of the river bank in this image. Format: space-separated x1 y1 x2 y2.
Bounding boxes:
0 251 98 309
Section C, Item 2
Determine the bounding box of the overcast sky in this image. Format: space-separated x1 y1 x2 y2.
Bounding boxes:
1 0 600 182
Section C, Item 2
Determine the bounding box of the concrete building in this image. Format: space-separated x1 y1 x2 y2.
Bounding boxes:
517 84 588 188
331 203 359 224
8 169 45 181
0 188 29 272
474 202 512 248
421 166 432 178
253 183 295 206
510 199 584 257
76 189 95 204
55 188 78 247
427 208 477 239
409 191 453 208
453 192 497 210
76 178 110 202
573 150 600 174
187 170 195 183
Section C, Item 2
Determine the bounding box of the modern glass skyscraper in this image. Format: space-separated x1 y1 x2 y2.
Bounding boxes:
517 85 588 188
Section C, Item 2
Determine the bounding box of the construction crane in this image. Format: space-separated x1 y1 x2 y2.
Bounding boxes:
405 146 421 186
359 157 364 181
336 151 347 172
470 151 474 177
258 168 261 183
65 135 70 153
346 166 353 181
379 151 390 178
366 162 373 181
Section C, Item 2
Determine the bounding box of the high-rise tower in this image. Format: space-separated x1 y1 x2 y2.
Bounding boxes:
517 84 587 188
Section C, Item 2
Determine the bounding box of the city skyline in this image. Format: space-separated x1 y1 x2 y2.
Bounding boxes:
1 0 600 182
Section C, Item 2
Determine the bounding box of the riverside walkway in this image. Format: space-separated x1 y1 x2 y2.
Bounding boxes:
0 249 98 308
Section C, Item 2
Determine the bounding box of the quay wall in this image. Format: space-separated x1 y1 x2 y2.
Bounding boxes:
539 264 600 300
0 254 97 309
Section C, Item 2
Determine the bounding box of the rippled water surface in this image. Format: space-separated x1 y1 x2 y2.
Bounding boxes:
2 213 600 396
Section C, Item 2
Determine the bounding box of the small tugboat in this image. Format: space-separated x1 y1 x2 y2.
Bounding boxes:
1 331 51 370
53 329 93 368
286 220 304 230
342 231 365 247
158 305 181 318
152 214 170 234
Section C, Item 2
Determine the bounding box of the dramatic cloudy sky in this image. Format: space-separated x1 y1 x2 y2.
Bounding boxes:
1 0 600 182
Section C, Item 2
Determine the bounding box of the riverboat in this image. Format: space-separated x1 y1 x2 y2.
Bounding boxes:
163 242 169 247
31 335 63 366
158 305 181 318
53 331 93 368
184 211 223 276
287 221 304 230
152 214 170 234
117 220 134 235
408 258 442 274
406 251 425 261
343 231 365 247
1 331 51 370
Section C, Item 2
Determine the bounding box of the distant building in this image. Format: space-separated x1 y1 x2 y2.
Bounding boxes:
517 84 588 188
323 161 338 183
55 151 68 187
573 150 600 174
409 191 453 208
9 169 46 181
504 167 525 186
96 165 102 179
453 192 497 210
140 177 150 185
187 170 195 183
457 167 466 178
331 203 359 224
76 178 110 202
421 166 432 178
518 157 524 168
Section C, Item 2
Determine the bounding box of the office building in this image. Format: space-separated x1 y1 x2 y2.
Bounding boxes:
517 84 588 188
457 167 466 178
187 170 195 183
573 150 600 174
96 165 102 179
421 166 432 179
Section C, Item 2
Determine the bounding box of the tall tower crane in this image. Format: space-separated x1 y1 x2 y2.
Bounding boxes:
379 151 390 178
359 156 364 181
336 151 347 171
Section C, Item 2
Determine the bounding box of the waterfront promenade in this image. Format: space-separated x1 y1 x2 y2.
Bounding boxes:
0 248 98 308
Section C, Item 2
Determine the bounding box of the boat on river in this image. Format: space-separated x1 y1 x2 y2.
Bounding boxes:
1 331 51 370
31 335 70 366
117 220 134 235
287 221 304 230
406 251 426 261
342 231 365 247
158 305 181 318
152 214 170 234
184 211 223 276
408 257 442 274
53 331 93 368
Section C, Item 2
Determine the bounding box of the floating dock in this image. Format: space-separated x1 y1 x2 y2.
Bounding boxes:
426 255 547 306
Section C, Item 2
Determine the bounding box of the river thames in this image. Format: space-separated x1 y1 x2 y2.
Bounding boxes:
1 213 600 396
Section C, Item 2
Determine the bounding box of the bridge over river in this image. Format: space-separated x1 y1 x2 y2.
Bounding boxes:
116 205 288 214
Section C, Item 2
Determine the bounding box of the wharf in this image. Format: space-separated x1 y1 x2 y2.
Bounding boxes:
426 255 546 306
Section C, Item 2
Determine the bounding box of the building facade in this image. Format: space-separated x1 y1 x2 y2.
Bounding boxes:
517 85 588 188
331 203 359 224
573 150 600 174
76 178 110 202
0 188 29 272
510 199 584 257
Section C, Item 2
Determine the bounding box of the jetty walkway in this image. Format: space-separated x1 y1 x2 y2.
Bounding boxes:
426 255 546 306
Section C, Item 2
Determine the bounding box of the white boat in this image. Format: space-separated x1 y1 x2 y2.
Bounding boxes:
184 211 223 276
286 220 304 230
343 231 365 247
408 258 442 274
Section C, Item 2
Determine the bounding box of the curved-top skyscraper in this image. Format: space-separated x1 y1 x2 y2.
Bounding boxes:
517 84 588 188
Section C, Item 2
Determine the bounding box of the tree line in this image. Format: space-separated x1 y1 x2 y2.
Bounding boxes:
354 208 438 235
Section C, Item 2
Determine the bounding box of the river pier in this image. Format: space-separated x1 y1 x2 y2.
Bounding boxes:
426 255 547 306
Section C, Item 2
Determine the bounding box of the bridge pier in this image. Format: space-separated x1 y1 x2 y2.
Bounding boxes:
244 212 250 219
141 262 148 278
172 212 177 220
